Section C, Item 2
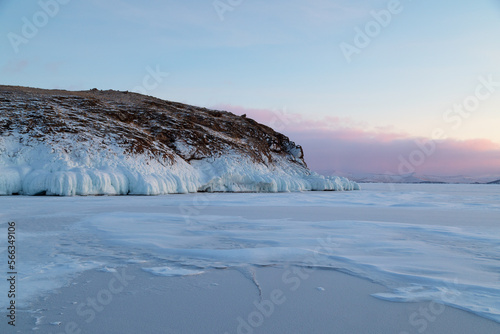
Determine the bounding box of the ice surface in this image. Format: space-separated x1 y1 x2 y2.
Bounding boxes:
0 184 499 323
142 267 205 277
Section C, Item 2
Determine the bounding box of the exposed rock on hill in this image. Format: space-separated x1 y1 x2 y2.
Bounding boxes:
0 85 358 195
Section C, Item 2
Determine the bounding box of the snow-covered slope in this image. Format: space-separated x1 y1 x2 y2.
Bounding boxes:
0 86 358 195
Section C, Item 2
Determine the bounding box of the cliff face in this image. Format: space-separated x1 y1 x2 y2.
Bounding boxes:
0 85 358 195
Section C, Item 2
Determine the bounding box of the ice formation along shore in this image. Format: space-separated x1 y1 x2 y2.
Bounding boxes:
0 86 358 195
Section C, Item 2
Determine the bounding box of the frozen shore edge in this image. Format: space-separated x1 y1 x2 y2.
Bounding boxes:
0 168 360 196
0 159 360 196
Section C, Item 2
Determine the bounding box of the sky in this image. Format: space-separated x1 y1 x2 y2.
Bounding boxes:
1 0 499 177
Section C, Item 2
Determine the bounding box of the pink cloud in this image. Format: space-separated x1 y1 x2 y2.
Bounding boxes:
214 104 500 177
45 61 64 75
2 59 29 74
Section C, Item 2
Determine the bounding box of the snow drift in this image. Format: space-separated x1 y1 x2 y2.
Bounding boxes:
0 86 359 195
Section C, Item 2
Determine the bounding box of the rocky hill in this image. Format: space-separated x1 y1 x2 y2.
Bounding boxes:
0 85 358 195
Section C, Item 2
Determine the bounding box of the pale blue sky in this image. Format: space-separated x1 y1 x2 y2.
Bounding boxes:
1 0 500 146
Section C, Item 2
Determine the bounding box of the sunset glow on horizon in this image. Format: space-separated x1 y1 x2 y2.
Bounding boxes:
217 104 500 177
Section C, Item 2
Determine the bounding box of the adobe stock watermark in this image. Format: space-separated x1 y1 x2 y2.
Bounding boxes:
179 189 214 226
132 65 169 95
268 107 292 133
7 0 71 54
213 0 244 21
339 0 404 63
399 279 460 334
48 268 135 334
397 74 499 175
225 235 339 334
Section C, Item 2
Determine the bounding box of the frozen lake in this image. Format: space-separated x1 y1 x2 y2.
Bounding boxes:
1 183 499 328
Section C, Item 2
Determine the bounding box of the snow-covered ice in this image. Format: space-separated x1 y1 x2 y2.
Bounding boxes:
0 183 499 323
142 267 205 277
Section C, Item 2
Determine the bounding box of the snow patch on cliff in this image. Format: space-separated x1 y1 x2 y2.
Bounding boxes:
0 135 358 196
